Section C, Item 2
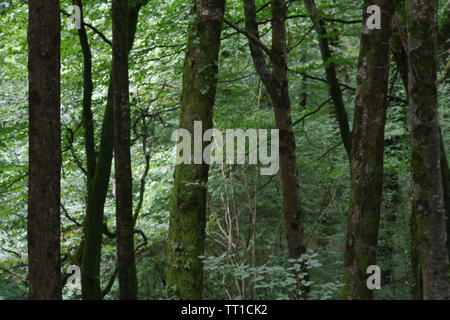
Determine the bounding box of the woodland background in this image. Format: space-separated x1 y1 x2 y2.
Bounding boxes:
0 0 449 300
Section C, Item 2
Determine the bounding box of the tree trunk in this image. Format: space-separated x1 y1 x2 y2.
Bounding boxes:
112 0 138 300
166 0 226 299
438 2 450 58
303 0 352 157
407 0 449 300
81 1 146 300
27 0 62 300
74 0 96 184
440 131 450 257
72 0 96 296
271 0 306 287
241 0 306 298
437 2 450 267
343 0 394 300
391 3 450 297
81 83 114 300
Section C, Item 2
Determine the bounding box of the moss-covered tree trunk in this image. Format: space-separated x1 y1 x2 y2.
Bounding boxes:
406 0 449 300
166 0 226 299
343 0 395 300
81 1 146 300
81 83 114 300
391 1 450 297
27 0 62 300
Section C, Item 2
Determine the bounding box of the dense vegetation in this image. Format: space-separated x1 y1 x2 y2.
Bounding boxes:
0 0 449 300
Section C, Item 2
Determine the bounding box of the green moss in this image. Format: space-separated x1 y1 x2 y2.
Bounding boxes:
166 1 225 299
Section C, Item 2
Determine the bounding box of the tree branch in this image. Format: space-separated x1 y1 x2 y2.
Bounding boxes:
60 8 112 46
224 18 272 57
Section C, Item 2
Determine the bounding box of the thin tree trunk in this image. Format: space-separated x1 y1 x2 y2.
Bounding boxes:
67 1 95 291
241 0 306 298
391 14 408 89
71 0 96 296
407 0 449 300
74 0 96 184
271 0 306 276
81 1 147 300
81 83 114 300
112 0 138 300
303 0 352 157
27 0 62 300
166 0 226 299
343 0 395 300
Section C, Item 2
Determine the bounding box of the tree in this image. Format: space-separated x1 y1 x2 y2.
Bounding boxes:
73 0 96 185
407 0 449 300
166 0 226 299
81 1 148 300
112 0 138 300
303 0 352 157
238 0 306 297
27 0 62 300
391 0 450 297
343 0 395 300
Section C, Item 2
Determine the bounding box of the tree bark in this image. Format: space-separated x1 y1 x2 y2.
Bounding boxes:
303 0 352 157
343 0 395 300
74 0 96 184
27 0 62 300
242 0 306 298
166 0 226 299
391 2 450 297
438 1 450 57
440 131 450 258
407 0 449 300
112 0 138 300
435 4 450 262
81 1 147 300
271 0 306 279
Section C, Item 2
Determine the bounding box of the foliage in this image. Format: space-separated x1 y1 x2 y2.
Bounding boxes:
0 0 449 300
